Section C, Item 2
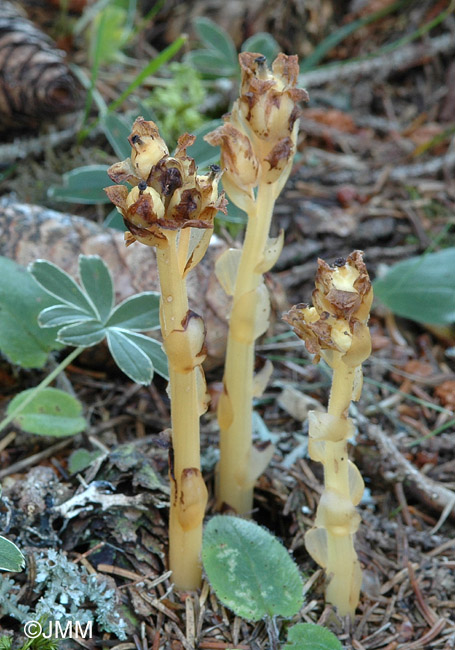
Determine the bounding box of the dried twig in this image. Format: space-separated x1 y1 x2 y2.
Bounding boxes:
300 34 455 88
367 424 455 516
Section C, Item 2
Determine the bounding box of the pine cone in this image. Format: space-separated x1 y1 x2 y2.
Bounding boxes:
0 0 82 130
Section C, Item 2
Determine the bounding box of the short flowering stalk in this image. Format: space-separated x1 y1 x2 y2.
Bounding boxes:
283 251 373 618
105 118 226 589
205 53 308 513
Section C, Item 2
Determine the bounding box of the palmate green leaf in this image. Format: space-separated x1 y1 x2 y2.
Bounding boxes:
79 255 114 322
0 256 62 369
373 247 455 325
194 17 237 66
283 623 343 650
29 260 97 314
0 536 25 572
30 254 167 384
7 387 86 437
202 516 304 621
48 165 111 204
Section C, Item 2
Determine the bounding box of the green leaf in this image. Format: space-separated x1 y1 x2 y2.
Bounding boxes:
68 448 102 474
185 50 237 78
57 320 107 346
7 388 86 437
106 329 154 384
373 248 455 325
30 260 97 314
103 207 126 231
108 36 187 114
38 304 95 328
106 292 160 331
202 516 304 621
90 5 130 66
0 536 25 572
48 166 111 204
283 623 343 650
0 256 61 368
79 255 114 323
194 17 237 65
119 330 169 380
241 33 280 62
101 113 132 159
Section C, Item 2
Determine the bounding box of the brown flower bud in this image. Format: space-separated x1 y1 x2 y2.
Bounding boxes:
204 123 259 192
129 117 169 180
283 251 373 363
237 52 308 142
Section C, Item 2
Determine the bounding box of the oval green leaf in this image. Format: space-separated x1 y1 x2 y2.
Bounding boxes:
283 623 343 650
57 320 107 346
374 248 455 325
185 50 237 78
202 516 304 621
194 17 237 65
106 292 161 331
0 256 62 368
48 165 112 204
79 255 114 323
0 536 25 572
30 260 96 315
241 33 280 63
7 388 86 437
101 113 133 159
106 329 154 384
118 330 169 380
38 304 95 328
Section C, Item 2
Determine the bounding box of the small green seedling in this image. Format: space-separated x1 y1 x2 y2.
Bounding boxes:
202 516 342 649
283 623 343 650
0 486 25 573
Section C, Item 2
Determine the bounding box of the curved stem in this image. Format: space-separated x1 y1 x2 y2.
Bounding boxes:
0 346 84 433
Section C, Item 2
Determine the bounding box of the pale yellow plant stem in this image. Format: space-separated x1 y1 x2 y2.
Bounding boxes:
217 181 276 514
323 357 361 617
156 231 206 590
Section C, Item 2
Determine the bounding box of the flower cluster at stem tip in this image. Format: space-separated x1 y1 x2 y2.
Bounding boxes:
204 52 309 210
105 118 227 249
284 251 373 368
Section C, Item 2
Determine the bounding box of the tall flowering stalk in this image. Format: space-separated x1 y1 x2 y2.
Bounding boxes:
284 251 373 617
105 118 226 590
205 53 308 513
